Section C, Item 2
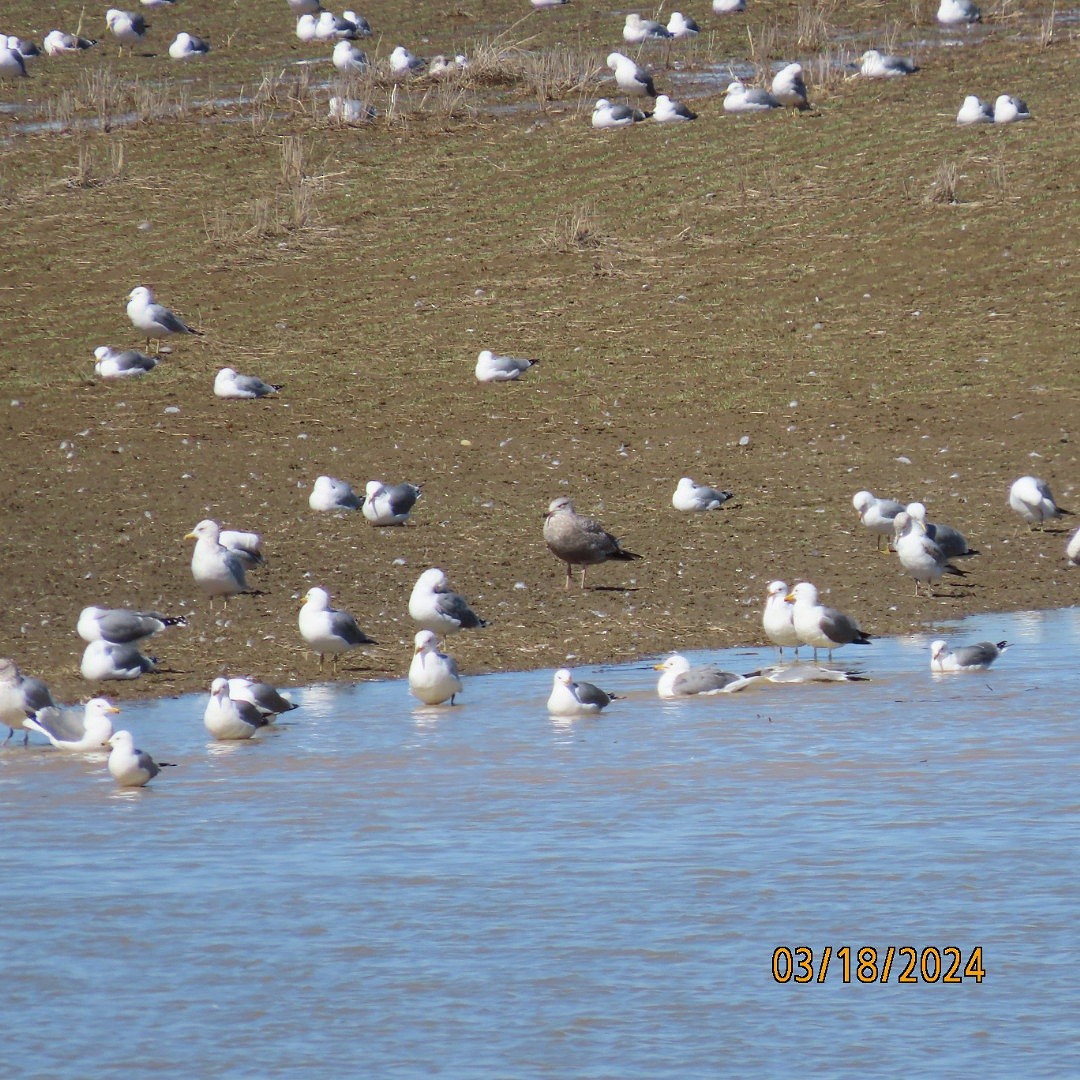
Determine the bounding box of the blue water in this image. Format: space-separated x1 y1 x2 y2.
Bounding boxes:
2 608 1076 1078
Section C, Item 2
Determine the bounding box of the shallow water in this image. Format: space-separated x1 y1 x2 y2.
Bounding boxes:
3 608 1075 1078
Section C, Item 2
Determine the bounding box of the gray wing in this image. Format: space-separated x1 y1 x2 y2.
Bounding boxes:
745 89 780 107
247 682 298 714
131 14 148 34
333 482 363 509
329 610 376 645
575 681 612 708
235 374 275 396
610 104 637 121
889 57 917 73
386 483 421 516
151 304 194 334
435 592 487 629
235 698 271 729
878 498 905 518
22 676 57 714
114 350 157 372
953 641 1004 667
26 706 85 742
113 643 157 673
819 607 867 645
96 610 166 643
927 523 975 558
673 668 741 695
134 749 160 779
700 486 733 507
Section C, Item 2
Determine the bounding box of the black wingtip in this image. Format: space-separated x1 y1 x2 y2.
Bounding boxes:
996 640 1010 651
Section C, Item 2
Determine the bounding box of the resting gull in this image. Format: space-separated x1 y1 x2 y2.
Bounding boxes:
787 582 872 660
859 50 918 78
623 14 672 43
712 0 746 11
227 676 298 718
169 32 209 59
0 44 28 77
309 475 363 512
606 52 657 98
362 480 421 526
893 511 966 595
25 698 119 750
81 640 157 681
0 658 59 745
204 678 271 740
78 605 186 644
543 496 642 590
763 580 801 658
653 94 698 123
214 367 281 399
993 95 1030 124
43 30 98 55
672 477 733 512
654 655 753 698
930 639 1008 672
127 286 200 352
1067 526 1080 566
317 11 363 39
592 98 649 129
666 12 700 37
94 346 159 379
476 349 539 382
937 0 980 25
299 586 376 668
409 631 463 705
957 95 993 124
107 730 163 787
408 568 488 637
390 45 425 75
547 668 615 716
853 490 906 550
1008 475 1070 527
332 40 367 73
723 81 782 113
185 519 249 602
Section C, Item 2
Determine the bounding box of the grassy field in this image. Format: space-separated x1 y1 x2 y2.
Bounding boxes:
1 0 1076 702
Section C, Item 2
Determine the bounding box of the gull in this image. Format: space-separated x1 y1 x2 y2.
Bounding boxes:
140 0 177 7
713 0 746 11
547 669 615 716
204 678 271 740
762 580 801 659
362 480 421 526
655 654 751 698
94 345 159 379
409 631 463 705
390 45 425 76
723 81 781 113
408 568 488 637
296 14 319 41
341 11 373 36
228 676 298 718
81 640 157 681
105 9 149 55
428 54 468 78
126 286 200 352
853 490 906 550
930 639 1008 673
169 32 209 59
606 52 656 98
672 477 733 512
893 511 966 596
43 30 98 55
309 475 363 511
107 730 163 787
329 96 376 123
214 367 282 399
215 528 264 570
288 0 322 14
905 502 977 559
994 95 1030 124
592 98 649 129
316 11 362 39
666 12 700 37
0 43 28 77
1067 526 1080 566
787 582 872 660
24 698 119 751
5 35 39 58
653 94 698 122
1008 475 1069 527
0 658 59 745
543 496 642 589
531 0 570 7
78 605 186 644
332 40 367 73
475 349 539 382
957 95 993 124
756 664 867 685
937 0 981 25
185 519 249 603
771 63 810 110
623 14 673 43
859 50 918 78
299 586 376 668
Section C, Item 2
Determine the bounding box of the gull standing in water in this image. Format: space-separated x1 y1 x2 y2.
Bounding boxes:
787 582 872 660
408 631 463 705
204 678 272 740
763 581 801 659
0 658 59 745
107 730 164 787
227 676 298 719
930 639 1008 672
547 669 615 716
543 496 642 590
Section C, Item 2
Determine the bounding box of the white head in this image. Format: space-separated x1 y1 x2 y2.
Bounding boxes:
414 630 439 653
606 52 628 70
787 581 818 605
766 580 789 600
724 80 746 95
365 480 384 498
930 640 948 662
545 496 574 516
892 511 912 535
0 658 20 684
108 729 134 750
553 668 574 688
416 567 448 592
94 346 114 360
654 654 690 674
210 676 229 695
861 50 881 63
185 519 222 543
906 502 927 522
128 285 152 303
106 10 124 28
852 490 874 514
303 587 330 610
593 99 611 111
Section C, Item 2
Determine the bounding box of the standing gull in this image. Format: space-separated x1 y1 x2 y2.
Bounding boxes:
930 639 1008 673
25 698 119 750
905 502 977 559
309 475 363 512
1008 475 1070 527
78 605 186 644
105 9 148 56
859 50 918 78
937 0 981 25
126 286 200 352
1067 526 1080 566
408 568 488 637
476 349 539 382
0 43 29 77
185 519 249 603
204 678 271 740
362 480 421 526
0 658 59 745
853 490 906 550
771 63 810 110
543 496 642 590
408 631 463 705
787 582 872 660
654 655 751 698
214 367 282 399
81 640 157 681
547 669 615 716
892 511 966 596
762 580 801 659
672 477 733 512
107 730 163 787
299 587 376 669
606 52 657 98
94 346 159 379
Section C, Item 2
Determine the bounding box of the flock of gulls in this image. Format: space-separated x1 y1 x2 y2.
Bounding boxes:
0 6 1060 788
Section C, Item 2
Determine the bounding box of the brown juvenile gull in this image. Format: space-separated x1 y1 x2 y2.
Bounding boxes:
542 496 642 590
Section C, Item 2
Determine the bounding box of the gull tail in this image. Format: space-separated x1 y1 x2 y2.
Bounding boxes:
612 549 643 561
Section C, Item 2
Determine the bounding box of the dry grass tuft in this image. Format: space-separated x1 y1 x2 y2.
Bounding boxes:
1038 2 1056 47
795 0 840 50
536 201 607 252
65 138 126 189
925 159 965 205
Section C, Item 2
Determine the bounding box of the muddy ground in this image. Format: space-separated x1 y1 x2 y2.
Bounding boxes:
1 0 1076 705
